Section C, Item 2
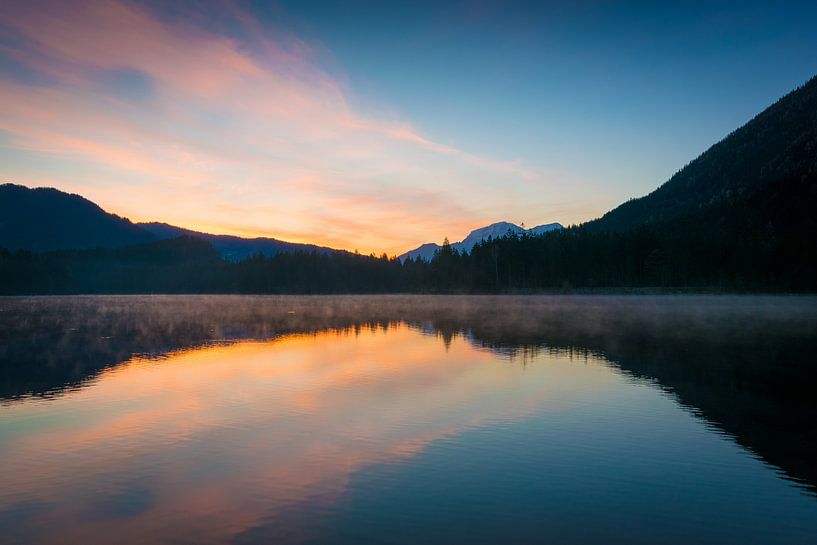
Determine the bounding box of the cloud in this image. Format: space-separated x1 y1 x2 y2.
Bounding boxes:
0 0 564 253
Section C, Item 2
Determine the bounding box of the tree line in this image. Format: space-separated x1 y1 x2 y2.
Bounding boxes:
2 187 814 295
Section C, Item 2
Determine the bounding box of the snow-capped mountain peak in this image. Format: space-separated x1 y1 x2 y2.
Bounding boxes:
399 221 562 262
458 222 524 252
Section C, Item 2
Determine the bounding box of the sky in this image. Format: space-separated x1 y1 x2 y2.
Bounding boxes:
1 0 816 255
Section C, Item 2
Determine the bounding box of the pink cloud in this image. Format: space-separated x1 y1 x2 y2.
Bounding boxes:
0 0 571 253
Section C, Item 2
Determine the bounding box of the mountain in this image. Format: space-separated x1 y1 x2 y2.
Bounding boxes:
0 183 154 251
400 221 562 262
458 221 563 252
3 75 814 292
0 184 340 259
587 75 817 232
138 222 338 261
400 242 444 263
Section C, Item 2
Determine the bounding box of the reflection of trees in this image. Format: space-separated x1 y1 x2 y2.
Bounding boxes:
1 295 816 493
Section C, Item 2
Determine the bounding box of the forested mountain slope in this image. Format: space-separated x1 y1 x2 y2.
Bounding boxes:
0 184 154 251
588 76 817 232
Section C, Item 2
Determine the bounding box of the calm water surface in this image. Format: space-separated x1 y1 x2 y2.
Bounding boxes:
1 295 816 544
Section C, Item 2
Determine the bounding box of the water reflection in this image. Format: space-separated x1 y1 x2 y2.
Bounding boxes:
1 325 613 544
1 295 816 544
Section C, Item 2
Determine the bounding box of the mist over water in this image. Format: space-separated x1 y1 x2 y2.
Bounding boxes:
1 295 816 544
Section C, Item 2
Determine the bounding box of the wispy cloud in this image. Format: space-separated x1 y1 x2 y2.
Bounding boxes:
0 0 571 254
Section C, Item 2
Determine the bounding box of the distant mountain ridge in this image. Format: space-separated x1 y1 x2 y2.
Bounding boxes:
0 184 338 259
400 221 562 262
138 222 338 261
0 183 561 262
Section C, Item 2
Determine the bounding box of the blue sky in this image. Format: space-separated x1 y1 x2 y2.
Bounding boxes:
271 0 817 193
1 0 815 253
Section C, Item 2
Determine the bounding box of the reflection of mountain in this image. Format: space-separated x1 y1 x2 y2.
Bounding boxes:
1 295 816 494
2 327 559 545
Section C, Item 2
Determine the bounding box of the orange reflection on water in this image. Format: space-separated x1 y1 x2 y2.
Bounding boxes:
0 323 618 545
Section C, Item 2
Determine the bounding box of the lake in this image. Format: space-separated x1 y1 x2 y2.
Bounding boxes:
1 295 816 544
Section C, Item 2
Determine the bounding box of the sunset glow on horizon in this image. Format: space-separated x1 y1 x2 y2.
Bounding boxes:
1 0 815 254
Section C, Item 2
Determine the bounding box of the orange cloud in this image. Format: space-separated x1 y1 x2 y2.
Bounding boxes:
0 0 581 254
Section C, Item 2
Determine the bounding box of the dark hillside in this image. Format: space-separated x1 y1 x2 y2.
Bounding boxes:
588 76 817 232
0 184 154 251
